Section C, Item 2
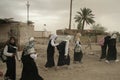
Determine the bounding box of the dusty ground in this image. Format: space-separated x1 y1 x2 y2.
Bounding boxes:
0 44 120 80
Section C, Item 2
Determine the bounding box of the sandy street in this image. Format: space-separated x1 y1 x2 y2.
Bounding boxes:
0 44 120 80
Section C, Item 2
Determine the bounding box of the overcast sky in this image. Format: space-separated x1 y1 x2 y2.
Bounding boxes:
0 0 120 33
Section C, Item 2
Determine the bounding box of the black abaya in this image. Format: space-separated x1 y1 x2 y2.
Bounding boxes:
57 41 70 66
20 53 43 80
106 39 117 61
45 40 55 68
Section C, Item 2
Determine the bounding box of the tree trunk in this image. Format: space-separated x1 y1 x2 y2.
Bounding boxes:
81 20 85 34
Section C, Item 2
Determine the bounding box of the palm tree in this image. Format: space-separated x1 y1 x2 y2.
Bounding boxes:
74 7 95 32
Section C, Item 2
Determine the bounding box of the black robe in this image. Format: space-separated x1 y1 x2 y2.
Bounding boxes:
45 40 55 68
20 52 43 80
106 38 117 61
74 41 83 62
100 36 110 59
5 44 16 80
57 41 70 66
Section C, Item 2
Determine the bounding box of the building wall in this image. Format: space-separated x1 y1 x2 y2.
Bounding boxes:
0 24 10 42
0 23 19 48
0 23 34 49
34 31 51 46
34 31 51 38
19 23 34 49
56 29 104 36
0 22 52 50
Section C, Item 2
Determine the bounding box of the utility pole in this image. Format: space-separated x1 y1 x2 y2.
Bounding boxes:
26 1 30 25
69 0 72 30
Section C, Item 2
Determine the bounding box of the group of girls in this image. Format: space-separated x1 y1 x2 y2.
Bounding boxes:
3 37 43 80
45 33 83 69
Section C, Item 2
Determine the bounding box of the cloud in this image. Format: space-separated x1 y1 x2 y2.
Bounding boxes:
0 0 120 32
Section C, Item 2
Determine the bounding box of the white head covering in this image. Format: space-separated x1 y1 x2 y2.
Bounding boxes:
29 37 34 41
50 34 57 40
111 33 117 39
23 37 35 55
66 35 71 41
28 37 35 49
76 33 81 37
75 33 81 41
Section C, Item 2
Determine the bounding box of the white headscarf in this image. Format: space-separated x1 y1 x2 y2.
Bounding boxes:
29 37 34 41
50 34 57 40
66 35 71 41
111 33 117 39
23 37 35 55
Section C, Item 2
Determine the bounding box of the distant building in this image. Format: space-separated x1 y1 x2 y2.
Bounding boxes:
0 20 34 50
34 31 51 45
34 31 51 38
56 29 105 36
0 19 52 50
56 29 108 43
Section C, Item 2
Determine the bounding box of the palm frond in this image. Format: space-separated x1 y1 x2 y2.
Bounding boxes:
75 7 95 31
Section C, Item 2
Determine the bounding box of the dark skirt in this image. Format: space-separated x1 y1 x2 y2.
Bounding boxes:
106 47 117 61
74 51 83 62
5 56 16 80
20 55 43 80
100 45 107 59
57 54 70 66
106 39 117 61
45 51 55 68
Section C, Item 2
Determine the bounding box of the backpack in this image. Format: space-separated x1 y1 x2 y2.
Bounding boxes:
74 44 81 52
98 38 104 46
0 48 7 63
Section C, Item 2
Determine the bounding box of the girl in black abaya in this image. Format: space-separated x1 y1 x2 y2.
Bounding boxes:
57 35 71 68
105 33 119 63
45 34 58 68
74 39 83 63
20 37 43 80
3 37 20 80
99 34 111 60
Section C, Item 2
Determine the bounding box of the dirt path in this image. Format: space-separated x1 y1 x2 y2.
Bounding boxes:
0 44 120 80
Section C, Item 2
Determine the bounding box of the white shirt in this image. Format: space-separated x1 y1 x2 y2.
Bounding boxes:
4 45 14 57
4 45 20 60
65 40 69 56
76 41 82 48
51 39 59 47
30 54 37 60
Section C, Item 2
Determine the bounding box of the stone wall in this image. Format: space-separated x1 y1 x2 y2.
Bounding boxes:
0 23 19 48
19 23 34 49
0 23 34 50
0 22 52 50
34 31 51 38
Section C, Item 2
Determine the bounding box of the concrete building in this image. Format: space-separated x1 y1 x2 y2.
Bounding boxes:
34 31 51 45
0 19 51 50
0 20 34 50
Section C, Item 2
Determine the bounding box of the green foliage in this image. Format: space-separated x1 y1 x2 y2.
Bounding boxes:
74 7 95 31
28 20 34 24
77 22 82 29
91 24 107 33
0 18 14 24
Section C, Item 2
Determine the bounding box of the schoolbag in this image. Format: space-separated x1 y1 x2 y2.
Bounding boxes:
98 38 104 46
0 41 9 63
0 48 7 63
74 44 82 52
